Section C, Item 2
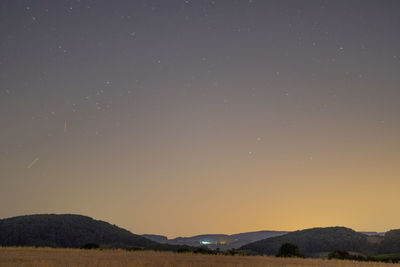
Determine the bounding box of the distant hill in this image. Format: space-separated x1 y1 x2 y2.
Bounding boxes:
361 232 385 237
240 227 370 256
142 234 168 243
229 231 288 248
143 231 287 250
0 214 176 250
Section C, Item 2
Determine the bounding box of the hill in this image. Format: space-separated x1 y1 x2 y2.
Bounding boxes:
0 214 175 250
379 229 400 254
240 227 370 256
228 231 288 248
143 231 287 250
142 234 168 243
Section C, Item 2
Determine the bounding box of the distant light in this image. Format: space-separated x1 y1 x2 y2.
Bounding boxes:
200 241 211 245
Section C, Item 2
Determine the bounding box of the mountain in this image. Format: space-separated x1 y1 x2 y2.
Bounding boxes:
0 214 176 250
240 227 370 256
143 230 287 250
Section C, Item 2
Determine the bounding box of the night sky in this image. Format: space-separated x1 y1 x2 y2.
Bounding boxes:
1 0 400 237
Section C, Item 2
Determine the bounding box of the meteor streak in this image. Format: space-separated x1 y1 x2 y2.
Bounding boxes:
27 158 39 169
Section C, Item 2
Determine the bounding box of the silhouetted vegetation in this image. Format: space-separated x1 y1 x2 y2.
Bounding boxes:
81 243 100 249
373 253 400 263
328 250 351 260
276 243 303 258
176 245 192 253
174 246 253 256
225 248 239 256
125 246 145 251
328 250 364 261
193 246 213 254
327 250 400 263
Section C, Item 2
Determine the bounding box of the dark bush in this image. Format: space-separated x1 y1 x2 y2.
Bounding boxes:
176 246 192 253
125 246 144 251
193 246 213 254
81 243 100 249
328 250 367 261
328 250 351 259
276 243 303 257
225 248 239 256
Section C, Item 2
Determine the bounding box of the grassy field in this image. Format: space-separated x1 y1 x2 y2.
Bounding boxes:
0 247 398 267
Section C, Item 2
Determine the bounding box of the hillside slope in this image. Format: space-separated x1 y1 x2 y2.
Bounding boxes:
240 227 370 256
0 214 173 250
379 229 400 254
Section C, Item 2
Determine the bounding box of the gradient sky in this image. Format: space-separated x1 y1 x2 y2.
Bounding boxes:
1 0 400 238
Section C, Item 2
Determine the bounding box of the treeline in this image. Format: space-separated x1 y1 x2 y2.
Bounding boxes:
82 242 251 256
328 250 400 264
273 242 400 264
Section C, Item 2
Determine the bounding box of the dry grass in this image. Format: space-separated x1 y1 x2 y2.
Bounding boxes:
0 247 398 267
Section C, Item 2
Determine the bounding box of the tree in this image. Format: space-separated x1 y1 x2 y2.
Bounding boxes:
276 243 303 257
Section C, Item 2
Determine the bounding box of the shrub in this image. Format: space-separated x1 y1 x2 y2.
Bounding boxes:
276 243 303 257
176 246 192 253
81 243 100 249
193 246 213 254
328 250 351 260
125 246 144 251
328 250 366 261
